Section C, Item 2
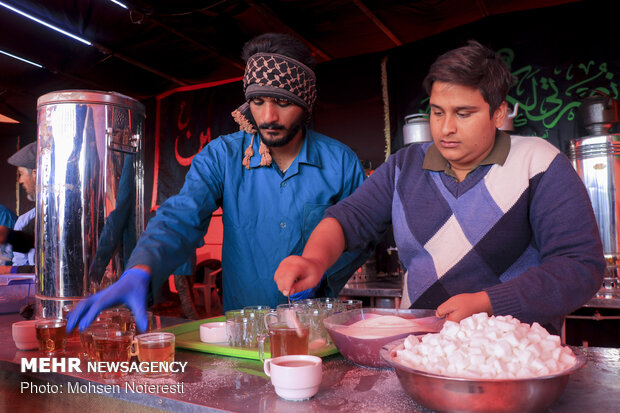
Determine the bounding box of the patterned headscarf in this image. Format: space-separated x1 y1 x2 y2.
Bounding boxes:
232 53 317 169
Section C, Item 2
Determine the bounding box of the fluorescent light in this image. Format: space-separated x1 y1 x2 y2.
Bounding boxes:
0 1 92 46
0 48 43 68
108 0 128 9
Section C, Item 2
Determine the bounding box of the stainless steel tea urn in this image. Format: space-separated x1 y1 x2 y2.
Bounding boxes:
570 93 620 299
35 90 145 318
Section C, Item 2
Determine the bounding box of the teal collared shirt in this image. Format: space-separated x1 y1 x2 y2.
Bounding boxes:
128 129 367 310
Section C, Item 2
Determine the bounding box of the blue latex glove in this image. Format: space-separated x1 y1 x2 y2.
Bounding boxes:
66 267 151 333
290 271 327 300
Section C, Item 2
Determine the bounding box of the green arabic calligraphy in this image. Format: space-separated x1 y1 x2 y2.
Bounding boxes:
416 49 618 139
498 48 618 134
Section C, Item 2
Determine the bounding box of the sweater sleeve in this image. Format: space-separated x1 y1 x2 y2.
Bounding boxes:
325 151 397 251
485 154 605 325
321 150 373 295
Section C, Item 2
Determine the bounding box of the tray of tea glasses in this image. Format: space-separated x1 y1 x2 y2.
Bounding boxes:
160 316 338 361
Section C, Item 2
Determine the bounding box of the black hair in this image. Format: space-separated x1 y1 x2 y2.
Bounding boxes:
423 40 515 116
241 33 316 70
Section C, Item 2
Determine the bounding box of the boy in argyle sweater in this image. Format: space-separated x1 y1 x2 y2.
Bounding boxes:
274 41 604 334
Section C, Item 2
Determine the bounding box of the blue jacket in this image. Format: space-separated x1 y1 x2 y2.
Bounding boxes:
128 129 369 310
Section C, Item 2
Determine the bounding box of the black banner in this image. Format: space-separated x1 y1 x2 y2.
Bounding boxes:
153 79 244 209
386 2 620 155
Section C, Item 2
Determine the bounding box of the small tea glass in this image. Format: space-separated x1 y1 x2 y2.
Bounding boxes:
91 328 134 380
301 298 321 309
305 306 332 348
318 297 343 316
35 319 67 356
130 332 175 377
100 307 134 333
259 307 310 361
244 306 271 346
225 309 258 348
79 321 120 361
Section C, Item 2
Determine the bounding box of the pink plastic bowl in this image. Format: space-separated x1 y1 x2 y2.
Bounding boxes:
323 308 444 368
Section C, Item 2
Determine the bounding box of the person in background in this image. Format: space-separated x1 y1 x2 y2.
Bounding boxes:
274 40 605 335
0 142 36 274
68 33 369 333
0 204 17 265
0 204 17 229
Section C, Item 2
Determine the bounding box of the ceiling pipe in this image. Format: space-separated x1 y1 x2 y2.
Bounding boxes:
351 0 402 47
0 0 187 86
118 2 246 71
92 41 188 86
148 17 246 71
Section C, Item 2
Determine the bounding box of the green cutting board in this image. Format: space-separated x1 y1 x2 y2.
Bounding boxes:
161 316 339 360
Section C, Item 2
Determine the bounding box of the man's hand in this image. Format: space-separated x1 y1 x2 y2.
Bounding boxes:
66 266 151 333
274 255 324 296
436 291 493 322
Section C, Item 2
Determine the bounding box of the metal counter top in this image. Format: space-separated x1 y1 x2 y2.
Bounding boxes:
1 313 619 412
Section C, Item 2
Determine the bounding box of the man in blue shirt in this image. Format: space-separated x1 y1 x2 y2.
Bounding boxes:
68 33 368 333
0 203 17 266
0 204 17 229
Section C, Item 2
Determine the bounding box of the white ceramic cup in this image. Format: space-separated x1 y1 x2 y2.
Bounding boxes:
12 320 38 350
200 322 228 343
263 355 322 401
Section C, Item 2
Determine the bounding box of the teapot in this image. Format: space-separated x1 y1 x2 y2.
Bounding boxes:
403 114 431 145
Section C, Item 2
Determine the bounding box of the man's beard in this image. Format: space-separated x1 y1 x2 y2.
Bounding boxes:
27 192 35 202
257 116 305 148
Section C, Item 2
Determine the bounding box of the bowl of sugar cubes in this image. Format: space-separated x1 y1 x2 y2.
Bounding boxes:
381 312 586 413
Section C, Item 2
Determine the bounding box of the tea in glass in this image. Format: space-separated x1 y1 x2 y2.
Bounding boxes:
100 307 134 333
79 321 120 361
268 322 309 358
35 319 67 355
131 332 175 377
91 329 134 379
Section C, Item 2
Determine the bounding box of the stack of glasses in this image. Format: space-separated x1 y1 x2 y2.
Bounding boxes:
73 307 166 381
225 298 363 356
35 306 170 381
225 305 271 348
